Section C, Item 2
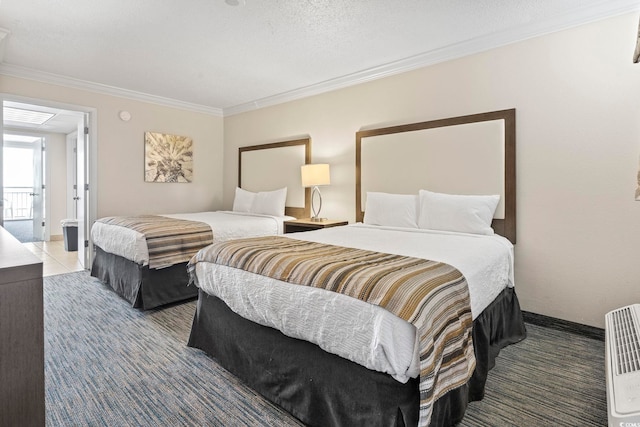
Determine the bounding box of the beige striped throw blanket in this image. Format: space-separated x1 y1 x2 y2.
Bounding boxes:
188 235 476 426
97 215 213 269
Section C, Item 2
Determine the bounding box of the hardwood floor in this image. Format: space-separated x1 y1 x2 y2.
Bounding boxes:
22 240 85 277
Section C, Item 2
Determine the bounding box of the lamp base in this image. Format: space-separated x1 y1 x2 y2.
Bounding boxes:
310 186 324 222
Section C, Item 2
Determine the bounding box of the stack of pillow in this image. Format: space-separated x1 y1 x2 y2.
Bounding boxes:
232 187 288 217
364 190 500 236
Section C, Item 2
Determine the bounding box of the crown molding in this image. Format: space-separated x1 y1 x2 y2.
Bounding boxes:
224 0 640 116
0 63 223 116
1 0 638 118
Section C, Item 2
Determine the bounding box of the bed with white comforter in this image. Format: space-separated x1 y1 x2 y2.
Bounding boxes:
91 211 291 266
90 210 293 310
187 223 525 427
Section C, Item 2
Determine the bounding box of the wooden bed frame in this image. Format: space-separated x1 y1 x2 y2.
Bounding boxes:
238 138 311 219
188 110 525 426
91 138 311 310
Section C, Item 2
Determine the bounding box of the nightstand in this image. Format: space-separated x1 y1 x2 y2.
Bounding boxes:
284 218 348 234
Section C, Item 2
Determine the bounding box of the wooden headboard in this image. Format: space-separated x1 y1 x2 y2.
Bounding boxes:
356 109 516 243
238 138 311 219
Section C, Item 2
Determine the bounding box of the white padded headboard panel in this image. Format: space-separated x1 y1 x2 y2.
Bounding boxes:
360 120 505 218
239 138 311 218
356 109 516 243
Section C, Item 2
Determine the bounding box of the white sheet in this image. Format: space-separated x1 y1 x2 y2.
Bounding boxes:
90 211 294 266
193 223 514 383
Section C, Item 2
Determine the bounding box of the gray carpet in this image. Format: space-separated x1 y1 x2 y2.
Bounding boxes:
461 323 607 426
44 271 302 427
44 271 607 426
3 219 36 243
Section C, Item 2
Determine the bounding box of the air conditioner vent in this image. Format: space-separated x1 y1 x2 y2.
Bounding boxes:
610 306 640 375
606 304 640 426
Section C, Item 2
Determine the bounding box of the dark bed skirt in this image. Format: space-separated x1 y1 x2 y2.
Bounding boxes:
187 286 526 427
90 245 198 310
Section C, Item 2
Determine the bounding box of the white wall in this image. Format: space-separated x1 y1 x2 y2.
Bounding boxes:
0 76 225 220
223 13 640 328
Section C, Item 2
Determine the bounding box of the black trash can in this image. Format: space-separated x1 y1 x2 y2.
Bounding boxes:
61 219 78 251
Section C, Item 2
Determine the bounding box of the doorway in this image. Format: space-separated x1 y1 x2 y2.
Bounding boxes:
0 96 97 270
2 132 44 243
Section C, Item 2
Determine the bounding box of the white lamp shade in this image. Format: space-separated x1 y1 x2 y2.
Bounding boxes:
301 164 331 187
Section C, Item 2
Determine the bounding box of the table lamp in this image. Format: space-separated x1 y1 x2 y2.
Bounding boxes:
301 164 331 221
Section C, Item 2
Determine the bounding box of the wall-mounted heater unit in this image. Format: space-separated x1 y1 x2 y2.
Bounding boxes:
606 304 640 426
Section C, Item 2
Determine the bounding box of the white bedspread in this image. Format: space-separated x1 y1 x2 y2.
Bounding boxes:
193 223 514 383
90 211 293 266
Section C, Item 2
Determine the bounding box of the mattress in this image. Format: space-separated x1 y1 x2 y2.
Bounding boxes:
191 223 514 384
90 211 294 266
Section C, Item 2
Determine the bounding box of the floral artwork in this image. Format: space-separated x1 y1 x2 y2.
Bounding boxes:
144 132 193 183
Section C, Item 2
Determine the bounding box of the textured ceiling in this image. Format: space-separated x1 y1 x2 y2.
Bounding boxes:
0 0 638 115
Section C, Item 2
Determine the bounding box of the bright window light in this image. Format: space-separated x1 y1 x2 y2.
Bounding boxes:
4 134 41 143
4 107 54 125
3 147 34 187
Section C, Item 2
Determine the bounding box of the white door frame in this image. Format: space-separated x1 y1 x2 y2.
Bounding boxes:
32 136 45 241
0 93 98 268
75 113 88 268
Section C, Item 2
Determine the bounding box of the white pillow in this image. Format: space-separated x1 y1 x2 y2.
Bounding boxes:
251 187 287 217
417 190 499 235
364 192 418 228
232 187 255 213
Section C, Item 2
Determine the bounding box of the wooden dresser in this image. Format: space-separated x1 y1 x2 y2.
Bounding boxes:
0 226 45 427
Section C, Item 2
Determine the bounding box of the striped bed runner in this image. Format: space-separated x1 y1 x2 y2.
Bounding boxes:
189 235 476 426
97 215 213 269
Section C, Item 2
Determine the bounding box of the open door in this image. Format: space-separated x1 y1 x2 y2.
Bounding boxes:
2 134 44 243
66 132 77 224
75 115 88 268
31 137 44 241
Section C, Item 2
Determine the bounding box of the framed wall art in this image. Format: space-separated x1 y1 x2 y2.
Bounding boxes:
144 131 193 183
